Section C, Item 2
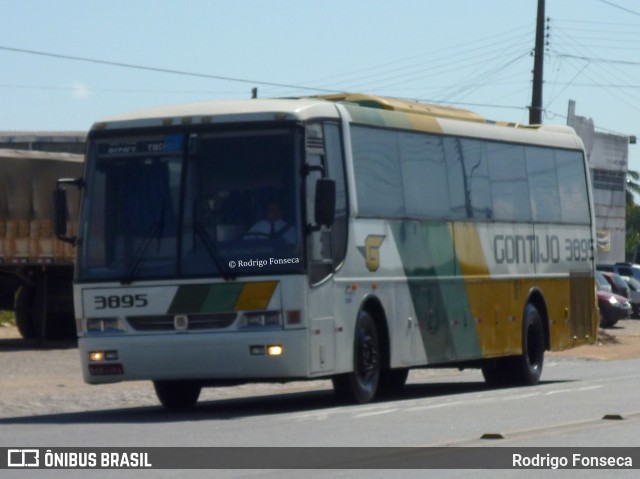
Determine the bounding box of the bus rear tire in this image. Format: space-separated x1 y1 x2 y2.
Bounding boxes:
332 310 381 403
515 303 545 385
482 303 545 387
153 380 202 411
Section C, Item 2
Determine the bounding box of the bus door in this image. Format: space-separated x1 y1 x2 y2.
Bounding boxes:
305 122 348 374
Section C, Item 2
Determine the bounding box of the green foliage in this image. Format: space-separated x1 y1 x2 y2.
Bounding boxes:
627 170 640 208
626 203 640 261
626 170 640 260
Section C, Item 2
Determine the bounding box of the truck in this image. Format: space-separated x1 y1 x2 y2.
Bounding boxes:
0 148 83 339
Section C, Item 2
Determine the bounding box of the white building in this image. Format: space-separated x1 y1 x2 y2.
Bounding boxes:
567 101 630 264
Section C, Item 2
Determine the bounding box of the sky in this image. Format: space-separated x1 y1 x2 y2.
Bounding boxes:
1 0 639 169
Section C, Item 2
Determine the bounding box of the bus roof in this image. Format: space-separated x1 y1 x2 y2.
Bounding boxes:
315 93 487 123
90 93 583 150
91 98 341 131
319 94 583 150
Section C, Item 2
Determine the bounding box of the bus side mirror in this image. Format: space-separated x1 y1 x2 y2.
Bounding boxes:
54 178 83 245
53 188 72 243
315 178 336 227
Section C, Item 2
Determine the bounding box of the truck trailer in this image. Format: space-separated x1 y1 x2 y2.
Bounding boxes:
0 148 82 339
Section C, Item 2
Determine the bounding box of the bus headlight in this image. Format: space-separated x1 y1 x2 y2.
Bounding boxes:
267 345 283 356
249 344 284 356
86 317 126 333
89 350 119 362
240 311 282 329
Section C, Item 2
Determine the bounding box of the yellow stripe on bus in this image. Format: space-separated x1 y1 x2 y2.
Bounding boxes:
451 223 489 277
234 281 278 310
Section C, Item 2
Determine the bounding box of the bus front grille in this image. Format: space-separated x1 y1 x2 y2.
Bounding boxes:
127 313 237 331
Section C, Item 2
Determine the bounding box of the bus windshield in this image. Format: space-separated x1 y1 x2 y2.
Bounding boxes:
78 127 303 282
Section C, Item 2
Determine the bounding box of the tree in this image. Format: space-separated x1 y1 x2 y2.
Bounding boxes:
626 170 640 260
627 170 640 207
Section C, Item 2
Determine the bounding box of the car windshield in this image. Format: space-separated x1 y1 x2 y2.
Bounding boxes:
78 127 303 282
611 273 628 289
625 276 640 291
595 271 612 291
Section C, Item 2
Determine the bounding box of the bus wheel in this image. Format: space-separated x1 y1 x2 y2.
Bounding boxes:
481 303 545 387
153 380 202 411
514 303 545 385
332 310 381 403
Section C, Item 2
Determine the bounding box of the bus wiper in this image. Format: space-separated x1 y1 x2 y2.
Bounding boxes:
121 220 162 285
121 202 167 285
193 222 236 281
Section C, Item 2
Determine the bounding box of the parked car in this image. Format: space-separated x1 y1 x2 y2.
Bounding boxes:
598 271 630 298
595 271 612 292
597 290 631 328
597 262 640 282
621 276 640 317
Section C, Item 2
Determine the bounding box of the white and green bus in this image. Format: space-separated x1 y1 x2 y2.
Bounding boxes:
56 93 597 410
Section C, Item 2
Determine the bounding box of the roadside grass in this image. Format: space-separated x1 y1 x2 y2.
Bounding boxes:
0 310 15 326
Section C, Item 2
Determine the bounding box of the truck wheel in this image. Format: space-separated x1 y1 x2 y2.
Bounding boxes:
40 269 76 340
332 310 381 403
153 380 202 411
14 286 37 339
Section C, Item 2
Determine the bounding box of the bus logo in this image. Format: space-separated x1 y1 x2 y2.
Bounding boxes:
359 235 385 272
8 449 39 467
174 315 189 331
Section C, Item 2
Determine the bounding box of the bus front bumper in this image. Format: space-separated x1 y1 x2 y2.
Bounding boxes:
79 329 309 384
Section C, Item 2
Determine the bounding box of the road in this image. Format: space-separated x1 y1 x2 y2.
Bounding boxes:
1 323 640 477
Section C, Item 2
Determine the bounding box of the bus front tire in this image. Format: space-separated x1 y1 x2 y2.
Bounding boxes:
482 303 545 387
332 310 381 404
153 380 202 411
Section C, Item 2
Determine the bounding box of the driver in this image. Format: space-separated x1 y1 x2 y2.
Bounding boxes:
244 200 295 244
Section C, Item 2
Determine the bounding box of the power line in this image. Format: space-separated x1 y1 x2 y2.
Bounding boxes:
0 83 242 95
282 23 533 94
406 98 527 112
596 0 640 17
546 108 634 137
553 17 640 27
551 24 640 105
356 37 532 97
552 52 640 67
0 44 534 117
0 45 336 94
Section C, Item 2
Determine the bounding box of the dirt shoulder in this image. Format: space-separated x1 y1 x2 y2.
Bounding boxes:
3 319 640 360
548 318 640 361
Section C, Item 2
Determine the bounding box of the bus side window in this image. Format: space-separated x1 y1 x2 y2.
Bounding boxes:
306 151 332 283
306 122 348 285
324 123 348 266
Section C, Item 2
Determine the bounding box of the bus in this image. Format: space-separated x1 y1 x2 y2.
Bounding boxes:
55 93 597 410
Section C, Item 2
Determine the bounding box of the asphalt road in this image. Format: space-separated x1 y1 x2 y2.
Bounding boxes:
2 345 640 478
3 356 640 445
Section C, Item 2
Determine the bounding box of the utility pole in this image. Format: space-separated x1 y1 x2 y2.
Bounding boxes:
529 0 546 124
